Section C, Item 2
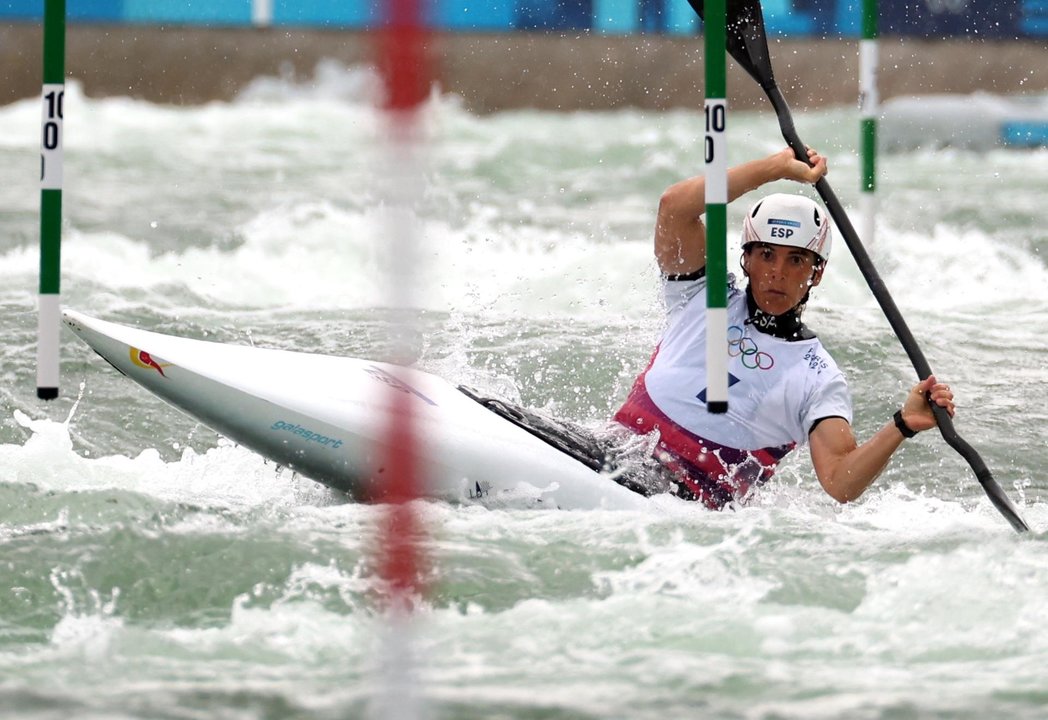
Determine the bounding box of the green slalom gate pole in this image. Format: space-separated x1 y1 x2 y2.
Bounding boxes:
704 0 729 414
37 0 65 400
859 0 878 246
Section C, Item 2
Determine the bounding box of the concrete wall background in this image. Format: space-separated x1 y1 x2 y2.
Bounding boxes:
3 24 1048 113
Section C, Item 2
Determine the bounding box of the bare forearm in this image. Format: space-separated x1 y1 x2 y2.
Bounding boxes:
655 153 792 274
660 153 789 221
820 422 904 503
811 378 955 504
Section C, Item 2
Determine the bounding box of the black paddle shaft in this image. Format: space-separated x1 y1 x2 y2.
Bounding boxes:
688 0 1029 532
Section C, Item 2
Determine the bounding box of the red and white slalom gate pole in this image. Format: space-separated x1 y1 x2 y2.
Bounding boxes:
373 0 430 717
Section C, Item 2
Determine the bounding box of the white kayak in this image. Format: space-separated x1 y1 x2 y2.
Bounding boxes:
62 310 650 510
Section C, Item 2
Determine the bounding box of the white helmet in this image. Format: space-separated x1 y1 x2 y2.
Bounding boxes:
742 193 831 264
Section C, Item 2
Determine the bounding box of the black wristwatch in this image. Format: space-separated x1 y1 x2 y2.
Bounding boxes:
893 409 918 439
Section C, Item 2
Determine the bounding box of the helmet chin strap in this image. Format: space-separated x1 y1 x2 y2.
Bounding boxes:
739 254 819 341
743 283 814 341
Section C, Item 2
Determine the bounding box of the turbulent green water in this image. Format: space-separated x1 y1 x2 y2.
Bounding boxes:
2 67 1047 718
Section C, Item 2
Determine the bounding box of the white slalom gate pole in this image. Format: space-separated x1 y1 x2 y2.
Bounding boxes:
251 0 273 27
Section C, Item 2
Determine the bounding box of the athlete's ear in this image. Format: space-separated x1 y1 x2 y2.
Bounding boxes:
810 265 824 287
739 252 750 277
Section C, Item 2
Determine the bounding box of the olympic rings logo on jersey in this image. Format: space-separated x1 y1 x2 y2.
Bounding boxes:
727 325 775 370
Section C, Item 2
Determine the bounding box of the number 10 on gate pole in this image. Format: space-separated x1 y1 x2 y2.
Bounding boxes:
704 0 728 414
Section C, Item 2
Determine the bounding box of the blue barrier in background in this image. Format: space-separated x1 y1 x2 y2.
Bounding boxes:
273 0 376 27
124 0 251 24
1002 120 1048 147
1 0 1044 37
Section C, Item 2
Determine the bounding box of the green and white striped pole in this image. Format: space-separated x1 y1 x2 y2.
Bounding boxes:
37 0 65 400
859 0 878 246
704 0 728 414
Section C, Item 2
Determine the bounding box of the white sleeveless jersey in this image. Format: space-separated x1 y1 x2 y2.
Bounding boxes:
638 275 851 451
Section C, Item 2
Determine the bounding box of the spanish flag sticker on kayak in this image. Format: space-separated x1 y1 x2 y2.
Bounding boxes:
129 347 171 377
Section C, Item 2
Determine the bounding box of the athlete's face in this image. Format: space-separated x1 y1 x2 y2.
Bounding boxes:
743 242 823 316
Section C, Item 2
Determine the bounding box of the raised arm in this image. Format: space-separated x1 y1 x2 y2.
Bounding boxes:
655 147 828 276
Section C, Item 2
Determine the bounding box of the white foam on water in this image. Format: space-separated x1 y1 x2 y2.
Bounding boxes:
3 76 1042 328
1 410 338 512
2 403 1045 718
0 203 661 320
805 217 1048 314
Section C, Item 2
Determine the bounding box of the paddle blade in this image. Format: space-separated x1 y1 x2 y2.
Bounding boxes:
687 0 777 91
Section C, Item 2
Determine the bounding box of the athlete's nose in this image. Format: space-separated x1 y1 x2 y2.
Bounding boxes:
766 256 787 278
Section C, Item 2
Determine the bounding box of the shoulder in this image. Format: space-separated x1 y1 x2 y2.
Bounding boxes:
799 342 850 401
663 271 742 314
771 336 847 387
791 340 846 387
796 342 853 429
